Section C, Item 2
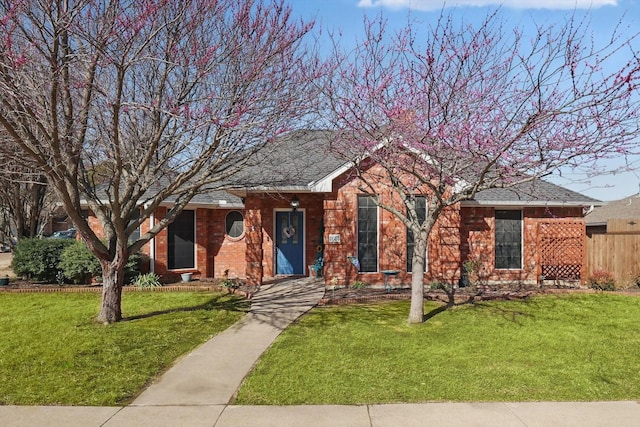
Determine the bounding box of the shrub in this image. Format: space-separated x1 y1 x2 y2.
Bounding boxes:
59 241 101 284
220 269 241 292
124 251 143 283
131 272 162 288
12 238 74 282
588 269 616 291
351 280 368 289
12 237 144 285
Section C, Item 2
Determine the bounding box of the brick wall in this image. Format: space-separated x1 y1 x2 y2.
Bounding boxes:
244 193 325 286
87 191 585 287
322 165 457 286
140 206 248 283
209 209 246 279
459 205 584 284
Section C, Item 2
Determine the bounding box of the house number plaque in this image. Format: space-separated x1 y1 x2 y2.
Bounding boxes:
327 234 341 244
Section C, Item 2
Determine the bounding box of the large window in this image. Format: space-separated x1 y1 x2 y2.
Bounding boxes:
357 196 378 272
407 196 427 272
495 210 522 269
168 210 195 270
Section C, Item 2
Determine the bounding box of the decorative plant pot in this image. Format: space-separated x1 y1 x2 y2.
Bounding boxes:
0 276 9 286
181 273 192 283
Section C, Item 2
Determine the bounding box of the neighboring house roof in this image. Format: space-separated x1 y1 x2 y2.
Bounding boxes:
585 193 640 226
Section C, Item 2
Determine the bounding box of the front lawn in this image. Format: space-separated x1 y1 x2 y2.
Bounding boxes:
0 291 247 406
235 294 640 404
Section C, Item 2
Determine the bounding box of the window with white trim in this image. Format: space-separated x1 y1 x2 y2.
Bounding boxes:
357 196 378 272
168 210 195 269
495 210 522 269
225 211 244 238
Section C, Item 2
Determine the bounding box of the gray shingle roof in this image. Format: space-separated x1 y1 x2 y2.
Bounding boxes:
468 180 600 206
585 193 640 225
235 129 344 188
234 129 598 207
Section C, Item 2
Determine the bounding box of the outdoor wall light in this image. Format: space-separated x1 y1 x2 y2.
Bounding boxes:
290 196 300 212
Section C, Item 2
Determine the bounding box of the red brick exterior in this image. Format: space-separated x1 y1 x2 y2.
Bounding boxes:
459 206 583 285
244 193 325 286
86 174 585 287
139 206 248 283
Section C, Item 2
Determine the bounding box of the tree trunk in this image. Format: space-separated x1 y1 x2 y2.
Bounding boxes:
408 236 428 324
97 257 127 324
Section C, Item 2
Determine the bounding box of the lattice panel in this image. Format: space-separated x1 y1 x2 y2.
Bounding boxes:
538 220 585 282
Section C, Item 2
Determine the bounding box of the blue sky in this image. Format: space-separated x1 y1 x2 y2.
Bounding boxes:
287 0 640 201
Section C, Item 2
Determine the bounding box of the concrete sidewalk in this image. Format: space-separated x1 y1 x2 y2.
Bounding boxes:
131 277 325 407
2 401 639 426
2 277 640 426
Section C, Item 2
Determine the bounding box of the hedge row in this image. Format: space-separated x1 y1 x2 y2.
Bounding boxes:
12 239 141 284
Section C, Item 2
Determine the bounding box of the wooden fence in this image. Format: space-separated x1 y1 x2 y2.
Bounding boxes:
585 218 640 286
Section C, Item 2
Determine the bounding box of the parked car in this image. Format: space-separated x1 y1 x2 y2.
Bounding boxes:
49 228 77 239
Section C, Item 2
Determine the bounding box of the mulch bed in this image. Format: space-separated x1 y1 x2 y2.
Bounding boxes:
317 284 628 306
0 279 258 299
2 279 638 305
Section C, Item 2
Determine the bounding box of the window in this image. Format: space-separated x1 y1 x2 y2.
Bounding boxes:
168 210 195 269
357 196 378 272
407 196 427 272
495 210 522 269
225 211 244 238
128 208 141 243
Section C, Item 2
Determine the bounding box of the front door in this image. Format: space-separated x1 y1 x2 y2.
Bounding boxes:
276 211 304 275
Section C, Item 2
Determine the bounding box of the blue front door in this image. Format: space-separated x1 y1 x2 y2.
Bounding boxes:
276 211 304 275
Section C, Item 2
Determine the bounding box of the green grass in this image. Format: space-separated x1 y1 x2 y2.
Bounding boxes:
0 291 247 406
236 294 640 404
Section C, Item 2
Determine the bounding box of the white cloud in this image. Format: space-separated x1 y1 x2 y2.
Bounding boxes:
357 0 618 11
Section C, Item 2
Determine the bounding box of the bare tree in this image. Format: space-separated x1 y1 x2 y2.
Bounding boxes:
324 11 640 323
0 132 55 243
0 0 325 323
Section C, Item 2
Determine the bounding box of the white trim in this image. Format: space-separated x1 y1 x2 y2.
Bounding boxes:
273 208 306 275
309 163 353 193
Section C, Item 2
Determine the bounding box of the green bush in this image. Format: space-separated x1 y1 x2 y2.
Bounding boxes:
131 272 162 288
12 238 144 285
12 238 74 282
124 251 142 283
351 280 368 289
59 241 101 284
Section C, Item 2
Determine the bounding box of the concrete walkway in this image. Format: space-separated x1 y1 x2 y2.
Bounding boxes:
2 277 640 426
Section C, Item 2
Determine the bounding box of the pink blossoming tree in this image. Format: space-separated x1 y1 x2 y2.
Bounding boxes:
0 0 325 323
324 11 640 323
